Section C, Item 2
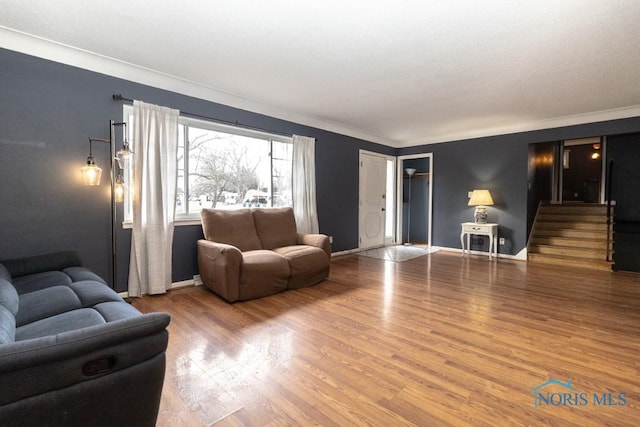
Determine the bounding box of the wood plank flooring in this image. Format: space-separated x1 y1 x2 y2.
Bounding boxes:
132 251 640 426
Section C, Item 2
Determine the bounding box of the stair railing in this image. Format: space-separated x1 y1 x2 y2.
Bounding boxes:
526 200 544 256
606 159 614 262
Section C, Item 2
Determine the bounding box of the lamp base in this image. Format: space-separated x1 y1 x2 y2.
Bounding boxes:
474 206 488 223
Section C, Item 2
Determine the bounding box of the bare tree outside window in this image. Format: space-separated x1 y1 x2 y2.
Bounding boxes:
179 124 291 215
189 131 262 208
123 105 292 221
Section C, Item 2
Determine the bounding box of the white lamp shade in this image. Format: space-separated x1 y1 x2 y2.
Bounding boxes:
115 143 133 169
468 189 494 206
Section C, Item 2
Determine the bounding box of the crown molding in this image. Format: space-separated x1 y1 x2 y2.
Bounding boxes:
400 105 640 147
0 27 394 146
3 26 639 149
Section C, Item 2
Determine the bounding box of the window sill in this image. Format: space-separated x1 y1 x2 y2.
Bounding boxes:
121 216 202 229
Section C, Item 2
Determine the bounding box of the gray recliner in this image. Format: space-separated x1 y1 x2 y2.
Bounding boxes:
0 251 170 427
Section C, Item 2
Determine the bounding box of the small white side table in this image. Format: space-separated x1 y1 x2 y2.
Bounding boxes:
460 222 498 260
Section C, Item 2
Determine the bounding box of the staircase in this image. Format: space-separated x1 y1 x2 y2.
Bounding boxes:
528 203 614 271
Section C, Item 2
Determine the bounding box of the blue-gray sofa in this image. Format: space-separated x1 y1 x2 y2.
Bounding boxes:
0 251 170 426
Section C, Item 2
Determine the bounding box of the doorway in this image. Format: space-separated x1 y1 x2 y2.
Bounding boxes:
562 137 604 203
358 151 396 249
397 153 433 247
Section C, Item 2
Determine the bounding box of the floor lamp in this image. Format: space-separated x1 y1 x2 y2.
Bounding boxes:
404 168 417 245
81 120 132 290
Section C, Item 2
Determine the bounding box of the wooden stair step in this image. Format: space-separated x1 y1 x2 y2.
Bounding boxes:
535 222 609 231
528 244 607 259
533 228 610 239
528 253 613 271
530 236 612 250
537 214 610 223
529 204 615 271
539 203 609 212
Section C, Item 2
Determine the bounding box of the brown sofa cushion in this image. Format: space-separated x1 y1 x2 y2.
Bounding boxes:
240 250 290 300
273 245 330 289
201 209 262 252
252 208 298 250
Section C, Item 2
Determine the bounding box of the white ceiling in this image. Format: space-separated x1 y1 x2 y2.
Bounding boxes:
2 0 640 147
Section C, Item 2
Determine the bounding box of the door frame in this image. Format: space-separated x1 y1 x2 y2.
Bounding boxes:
358 150 396 248
557 136 607 204
397 153 433 247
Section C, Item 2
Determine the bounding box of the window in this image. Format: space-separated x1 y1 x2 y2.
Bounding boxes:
123 106 293 221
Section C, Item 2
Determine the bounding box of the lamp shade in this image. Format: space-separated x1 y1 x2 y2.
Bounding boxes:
468 189 494 206
115 141 133 169
114 175 126 203
81 157 102 186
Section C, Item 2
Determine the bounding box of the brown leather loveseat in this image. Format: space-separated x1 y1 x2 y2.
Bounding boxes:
197 207 330 302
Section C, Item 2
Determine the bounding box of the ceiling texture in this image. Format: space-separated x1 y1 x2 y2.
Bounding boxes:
2 0 640 148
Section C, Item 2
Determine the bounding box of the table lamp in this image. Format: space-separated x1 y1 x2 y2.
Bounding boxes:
468 189 494 223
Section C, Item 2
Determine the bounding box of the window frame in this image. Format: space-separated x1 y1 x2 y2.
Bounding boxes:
122 105 293 227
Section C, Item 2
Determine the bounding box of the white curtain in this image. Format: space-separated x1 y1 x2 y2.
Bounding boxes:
128 100 179 296
292 134 319 234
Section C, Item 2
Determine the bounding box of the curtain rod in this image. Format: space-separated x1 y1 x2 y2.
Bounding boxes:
112 93 293 139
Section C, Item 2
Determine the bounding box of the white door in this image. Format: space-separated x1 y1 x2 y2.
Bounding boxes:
359 152 387 249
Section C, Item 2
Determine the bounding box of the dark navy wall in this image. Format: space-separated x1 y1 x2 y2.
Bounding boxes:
3 48 640 290
0 48 393 292
607 133 640 272
400 138 529 255
399 119 640 257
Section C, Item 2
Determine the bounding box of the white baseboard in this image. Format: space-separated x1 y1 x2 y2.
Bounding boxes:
438 246 527 261
331 248 366 257
118 274 203 299
514 247 528 260
171 278 195 289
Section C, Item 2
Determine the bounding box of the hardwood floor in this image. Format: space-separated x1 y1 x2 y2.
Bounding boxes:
133 251 640 426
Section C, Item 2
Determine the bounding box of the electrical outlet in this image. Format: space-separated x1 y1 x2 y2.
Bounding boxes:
499 238 505 245
329 236 333 243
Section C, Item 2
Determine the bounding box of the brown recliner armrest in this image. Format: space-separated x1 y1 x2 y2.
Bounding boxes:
297 234 331 258
197 240 243 302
